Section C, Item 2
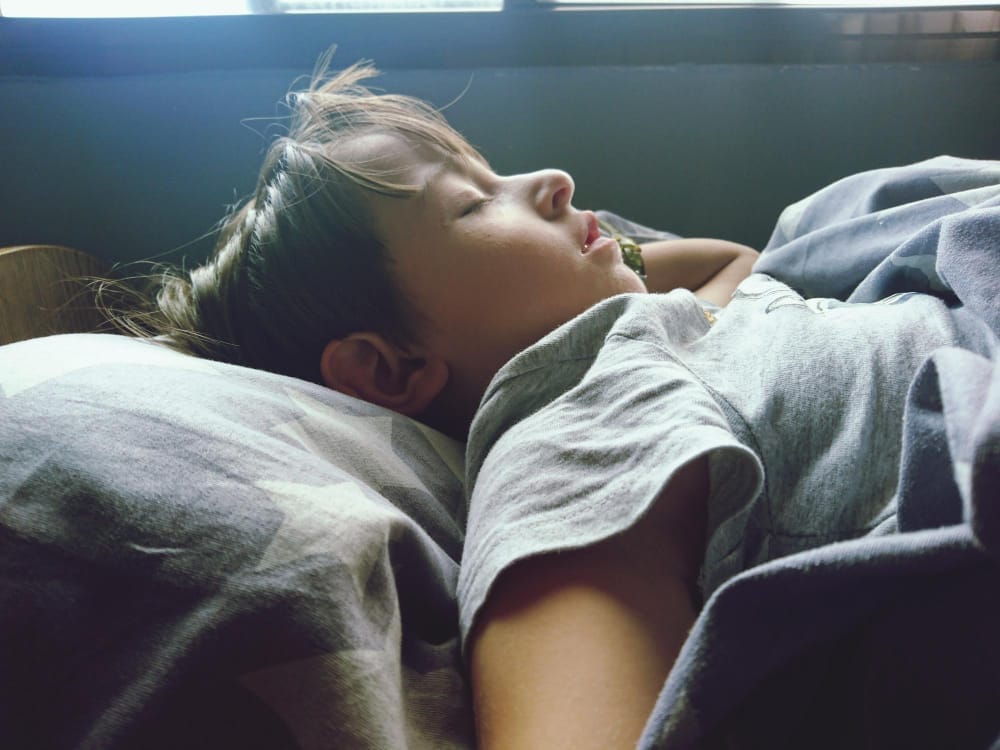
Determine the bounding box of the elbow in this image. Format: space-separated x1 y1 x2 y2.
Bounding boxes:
736 244 761 267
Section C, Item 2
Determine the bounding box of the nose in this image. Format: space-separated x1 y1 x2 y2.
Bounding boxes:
530 169 575 218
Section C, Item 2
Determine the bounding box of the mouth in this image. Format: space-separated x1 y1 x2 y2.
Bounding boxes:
581 211 602 253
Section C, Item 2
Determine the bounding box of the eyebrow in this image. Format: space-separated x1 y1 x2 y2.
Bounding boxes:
414 162 449 227
423 149 492 194
420 160 450 198
420 155 488 222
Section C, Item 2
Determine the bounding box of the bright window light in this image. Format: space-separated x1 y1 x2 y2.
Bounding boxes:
545 0 999 5
0 0 503 15
2 0 991 14
2 0 251 15
272 0 501 9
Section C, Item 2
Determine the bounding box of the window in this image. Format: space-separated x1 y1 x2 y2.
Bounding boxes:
1 0 996 70
262 0 500 10
546 0 1000 5
0 0 502 15
4 0 997 13
1 0 249 14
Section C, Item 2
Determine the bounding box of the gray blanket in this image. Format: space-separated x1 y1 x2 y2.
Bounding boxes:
642 156 1000 749
0 335 473 749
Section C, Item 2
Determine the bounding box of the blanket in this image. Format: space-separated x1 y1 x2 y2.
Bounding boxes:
641 156 1000 749
0 335 473 749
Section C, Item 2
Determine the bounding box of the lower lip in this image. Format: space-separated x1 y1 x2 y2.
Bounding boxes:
584 236 620 258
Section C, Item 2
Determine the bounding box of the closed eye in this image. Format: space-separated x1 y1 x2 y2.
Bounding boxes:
461 197 491 217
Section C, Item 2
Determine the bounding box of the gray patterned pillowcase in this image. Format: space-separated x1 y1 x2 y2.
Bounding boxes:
0 332 474 749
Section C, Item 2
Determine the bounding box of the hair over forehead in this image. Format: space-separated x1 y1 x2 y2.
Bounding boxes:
270 58 481 199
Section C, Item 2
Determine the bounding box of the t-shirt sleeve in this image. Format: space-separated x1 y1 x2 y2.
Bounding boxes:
457 331 764 648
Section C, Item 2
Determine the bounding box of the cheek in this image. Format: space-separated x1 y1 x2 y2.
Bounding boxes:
403 258 502 338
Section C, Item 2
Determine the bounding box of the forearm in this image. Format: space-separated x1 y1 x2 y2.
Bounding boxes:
691 248 759 307
641 238 759 306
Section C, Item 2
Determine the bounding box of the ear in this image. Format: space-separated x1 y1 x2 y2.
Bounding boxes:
319 333 449 418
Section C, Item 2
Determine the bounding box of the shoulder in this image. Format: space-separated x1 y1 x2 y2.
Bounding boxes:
466 292 715 492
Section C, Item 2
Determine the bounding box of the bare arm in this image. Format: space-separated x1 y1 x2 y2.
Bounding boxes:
640 238 759 307
468 458 709 749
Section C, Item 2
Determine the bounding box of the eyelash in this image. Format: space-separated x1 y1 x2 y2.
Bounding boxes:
461 197 491 216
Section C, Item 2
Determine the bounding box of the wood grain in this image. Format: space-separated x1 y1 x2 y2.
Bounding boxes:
0 245 110 345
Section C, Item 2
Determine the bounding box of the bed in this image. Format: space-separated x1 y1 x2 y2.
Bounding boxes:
1 156 998 749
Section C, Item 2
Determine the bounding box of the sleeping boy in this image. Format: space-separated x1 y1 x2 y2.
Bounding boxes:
111 60 1000 748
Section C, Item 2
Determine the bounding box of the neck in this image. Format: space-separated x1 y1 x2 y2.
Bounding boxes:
417 371 489 443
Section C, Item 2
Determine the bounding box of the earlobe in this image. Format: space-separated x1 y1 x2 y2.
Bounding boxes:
319 333 448 417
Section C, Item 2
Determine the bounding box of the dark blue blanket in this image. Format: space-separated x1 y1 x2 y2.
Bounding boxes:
641 156 1000 749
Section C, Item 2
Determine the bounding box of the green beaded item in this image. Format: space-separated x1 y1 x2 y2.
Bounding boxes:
597 218 647 281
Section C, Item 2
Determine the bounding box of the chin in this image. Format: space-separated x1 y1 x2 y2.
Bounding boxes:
619 271 649 294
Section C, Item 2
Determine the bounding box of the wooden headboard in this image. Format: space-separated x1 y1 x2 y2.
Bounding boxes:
0 245 110 346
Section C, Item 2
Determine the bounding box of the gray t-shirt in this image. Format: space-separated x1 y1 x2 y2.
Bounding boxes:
458 274 994 643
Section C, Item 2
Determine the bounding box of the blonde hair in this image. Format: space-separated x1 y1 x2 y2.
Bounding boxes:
101 54 479 383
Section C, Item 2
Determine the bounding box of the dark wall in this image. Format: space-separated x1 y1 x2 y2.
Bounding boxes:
2 58 998 265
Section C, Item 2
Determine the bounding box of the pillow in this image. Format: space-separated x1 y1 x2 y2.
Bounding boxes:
0 333 473 749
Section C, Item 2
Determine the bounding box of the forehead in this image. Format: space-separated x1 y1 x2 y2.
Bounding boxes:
354 134 440 238
336 130 482 185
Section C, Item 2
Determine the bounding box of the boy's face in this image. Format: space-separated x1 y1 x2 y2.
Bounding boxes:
363 133 646 401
